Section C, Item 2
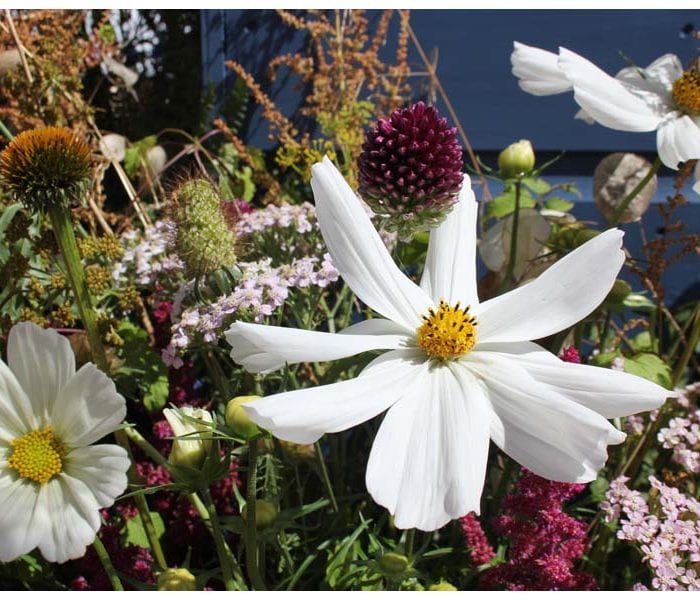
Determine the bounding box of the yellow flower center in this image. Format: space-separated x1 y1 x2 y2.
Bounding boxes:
672 69 700 115
8 427 66 485
416 300 477 360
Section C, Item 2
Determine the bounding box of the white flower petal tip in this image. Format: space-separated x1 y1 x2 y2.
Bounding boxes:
242 349 428 445
310 157 431 329
557 47 662 133
0 322 130 563
657 115 700 170
225 320 409 374
476 228 624 344
511 41 572 96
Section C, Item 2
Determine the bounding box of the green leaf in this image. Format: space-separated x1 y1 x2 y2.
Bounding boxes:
630 331 654 353
522 176 551 195
115 320 169 412
544 196 575 212
624 353 672 389
589 475 609 503
589 350 621 368
623 293 656 312
124 511 165 549
486 187 536 219
123 135 158 179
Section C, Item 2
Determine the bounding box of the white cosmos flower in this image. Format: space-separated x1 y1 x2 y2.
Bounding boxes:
511 42 700 180
0 322 129 563
225 157 668 531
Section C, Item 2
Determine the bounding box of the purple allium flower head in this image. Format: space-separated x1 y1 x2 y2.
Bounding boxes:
358 101 464 235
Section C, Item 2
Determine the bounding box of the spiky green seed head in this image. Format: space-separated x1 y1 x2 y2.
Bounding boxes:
169 178 238 279
0 127 92 212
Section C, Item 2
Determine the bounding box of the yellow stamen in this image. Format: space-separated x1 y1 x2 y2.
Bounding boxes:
8 427 66 485
672 69 700 115
416 300 477 360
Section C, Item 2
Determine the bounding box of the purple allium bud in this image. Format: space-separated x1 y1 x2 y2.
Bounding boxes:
358 101 464 236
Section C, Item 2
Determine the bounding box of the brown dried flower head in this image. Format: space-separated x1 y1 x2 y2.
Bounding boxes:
0 126 92 211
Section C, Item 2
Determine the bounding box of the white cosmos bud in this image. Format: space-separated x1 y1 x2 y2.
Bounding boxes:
163 406 213 470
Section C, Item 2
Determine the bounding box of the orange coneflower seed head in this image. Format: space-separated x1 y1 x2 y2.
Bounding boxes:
0 126 92 211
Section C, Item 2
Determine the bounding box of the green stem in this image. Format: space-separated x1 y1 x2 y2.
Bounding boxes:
202 489 238 591
47 204 109 372
92 534 124 591
404 528 415 557
188 492 246 588
608 156 661 225
671 301 700 387
500 179 522 292
0 118 14 141
314 440 339 513
245 440 267 590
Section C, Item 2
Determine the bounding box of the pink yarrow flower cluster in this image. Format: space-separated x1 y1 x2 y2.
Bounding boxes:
601 475 700 590
479 469 596 590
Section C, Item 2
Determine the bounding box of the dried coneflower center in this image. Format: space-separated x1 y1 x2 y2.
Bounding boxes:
8 426 66 485
417 300 477 360
672 69 700 115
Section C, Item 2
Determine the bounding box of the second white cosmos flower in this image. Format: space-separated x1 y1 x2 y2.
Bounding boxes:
225 157 667 531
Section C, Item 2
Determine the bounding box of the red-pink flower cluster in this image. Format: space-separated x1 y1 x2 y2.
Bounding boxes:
479 469 596 590
460 512 495 566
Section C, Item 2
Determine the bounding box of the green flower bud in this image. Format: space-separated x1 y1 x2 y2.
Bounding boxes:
157 567 197 591
241 499 278 530
379 551 410 576
498 140 535 179
225 395 261 440
604 279 632 309
429 581 458 591
169 178 238 280
163 406 213 470
0 127 92 212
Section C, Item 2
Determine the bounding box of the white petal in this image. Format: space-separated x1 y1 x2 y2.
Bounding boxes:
366 363 490 531
51 363 126 448
38 475 101 563
643 54 684 92
476 229 624 343
338 318 413 337
243 349 429 444
558 47 663 132
511 41 572 96
0 359 36 441
420 176 479 307
311 157 432 329
63 444 130 508
476 341 668 418
8 322 75 424
467 351 625 483
0 472 49 562
656 116 700 170
226 320 410 374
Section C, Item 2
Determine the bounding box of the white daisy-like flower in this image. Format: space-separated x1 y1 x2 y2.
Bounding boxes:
511 41 700 190
0 322 130 563
225 157 668 531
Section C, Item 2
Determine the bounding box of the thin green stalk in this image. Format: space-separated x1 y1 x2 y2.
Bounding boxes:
188 492 246 588
92 534 124 591
499 179 522 293
314 440 339 513
0 118 14 141
47 204 108 372
404 528 415 557
609 156 662 225
671 301 700 387
245 440 267 590
202 489 238 591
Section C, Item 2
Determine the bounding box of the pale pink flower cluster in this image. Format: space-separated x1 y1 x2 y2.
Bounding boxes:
112 220 184 287
658 413 700 475
601 475 700 590
162 254 339 368
236 202 315 235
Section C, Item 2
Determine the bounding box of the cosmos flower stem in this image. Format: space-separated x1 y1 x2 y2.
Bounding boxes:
314 440 339 513
500 178 522 292
202 488 239 591
404 528 416 557
112 427 169 571
245 439 267 590
47 204 109 373
608 157 662 225
92 534 124 591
